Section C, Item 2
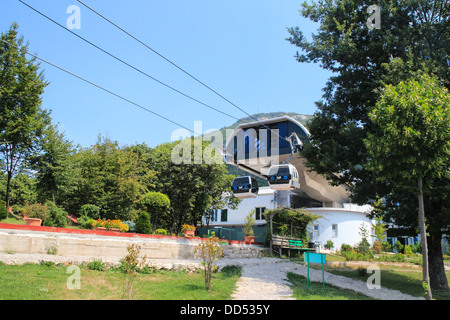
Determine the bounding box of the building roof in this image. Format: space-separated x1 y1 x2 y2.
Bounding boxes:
224 116 349 204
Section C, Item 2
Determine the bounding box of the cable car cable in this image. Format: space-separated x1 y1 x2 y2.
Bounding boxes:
18 0 242 123
76 0 291 143
0 38 201 137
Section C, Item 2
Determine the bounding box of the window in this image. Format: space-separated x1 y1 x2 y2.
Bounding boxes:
255 207 266 220
211 210 218 222
221 209 228 222
313 224 319 238
332 224 338 238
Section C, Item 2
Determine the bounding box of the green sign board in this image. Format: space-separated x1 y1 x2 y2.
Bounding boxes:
304 252 326 289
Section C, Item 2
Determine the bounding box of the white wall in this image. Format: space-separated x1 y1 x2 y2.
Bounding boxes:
307 206 374 251
204 188 374 251
204 187 276 226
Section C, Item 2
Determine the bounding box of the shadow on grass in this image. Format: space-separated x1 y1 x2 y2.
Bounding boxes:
329 268 432 299
181 283 205 291
287 272 373 300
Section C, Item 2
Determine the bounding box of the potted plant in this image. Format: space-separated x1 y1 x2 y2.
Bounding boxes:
243 211 256 243
182 224 196 237
24 203 49 226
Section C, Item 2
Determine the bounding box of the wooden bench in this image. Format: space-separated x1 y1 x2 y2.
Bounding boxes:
271 235 315 257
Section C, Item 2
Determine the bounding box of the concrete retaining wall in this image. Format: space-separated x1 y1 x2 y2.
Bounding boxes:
0 226 265 260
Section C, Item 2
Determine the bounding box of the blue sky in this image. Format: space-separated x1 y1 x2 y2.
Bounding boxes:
1 0 331 148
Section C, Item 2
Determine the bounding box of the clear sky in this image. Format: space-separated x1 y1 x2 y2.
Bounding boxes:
1 0 331 148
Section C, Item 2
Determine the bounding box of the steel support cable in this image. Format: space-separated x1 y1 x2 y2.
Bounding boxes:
18 0 242 123
76 0 290 143
0 38 201 136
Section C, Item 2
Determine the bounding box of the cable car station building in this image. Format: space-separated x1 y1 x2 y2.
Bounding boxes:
202 116 374 250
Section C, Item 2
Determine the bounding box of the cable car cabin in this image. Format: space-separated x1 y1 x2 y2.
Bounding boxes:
267 164 300 190
231 176 259 198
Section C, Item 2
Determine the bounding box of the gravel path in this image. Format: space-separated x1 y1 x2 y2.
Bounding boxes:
0 253 424 300
219 258 425 300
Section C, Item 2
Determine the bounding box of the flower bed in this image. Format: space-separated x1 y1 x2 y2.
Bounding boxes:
91 219 129 232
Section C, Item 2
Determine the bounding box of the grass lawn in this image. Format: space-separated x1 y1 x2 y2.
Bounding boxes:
329 268 450 300
0 262 241 300
287 272 373 300
288 253 450 300
0 218 26 225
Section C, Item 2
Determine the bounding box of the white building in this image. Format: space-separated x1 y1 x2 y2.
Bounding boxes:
202 115 375 250
202 186 374 250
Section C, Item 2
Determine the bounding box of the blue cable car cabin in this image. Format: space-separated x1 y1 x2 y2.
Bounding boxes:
231 176 259 198
267 163 300 191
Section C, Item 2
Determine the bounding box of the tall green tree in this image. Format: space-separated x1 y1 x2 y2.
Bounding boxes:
73 136 150 220
287 0 449 193
0 23 50 208
365 73 450 298
31 123 77 206
152 138 239 234
287 0 450 290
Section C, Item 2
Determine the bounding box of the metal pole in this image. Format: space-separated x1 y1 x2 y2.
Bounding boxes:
270 213 273 255
306 252 310 289
322 254 325 288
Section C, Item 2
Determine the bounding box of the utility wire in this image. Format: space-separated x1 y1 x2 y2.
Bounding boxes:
18 0 241 122
0 38 201 136
76 0 289 142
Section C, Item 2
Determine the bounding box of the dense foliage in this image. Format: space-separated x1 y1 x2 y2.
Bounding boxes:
288 0 449 291
0 24 238 235
264 208 321 241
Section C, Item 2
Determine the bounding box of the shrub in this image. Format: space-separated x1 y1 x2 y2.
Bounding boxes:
141 192 170 228
341 249 358 261
123 221 135 232
340 243 352 252
135 211 152 234
356 238 371 255
372 240 382 254
324 240 334 250
195 236 223 290
221 265 242 277
12 204 25 217
87 259 106 271
382 241 392 252
77 215 86 227
243 211 255 237
394 240 404 253
24 203 49 221
155 228 167 235
43 201 68 228
84 219 96 229
410 242 422 254
122 244 147 300
0 201 8 220
341 248 374 261
378 253 406 263
404 245 413 257
79 204 101 220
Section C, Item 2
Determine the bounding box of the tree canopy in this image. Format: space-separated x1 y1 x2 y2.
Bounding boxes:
0 24 237 236
0 23 50 208
364 73 450 296
287 0 450 290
